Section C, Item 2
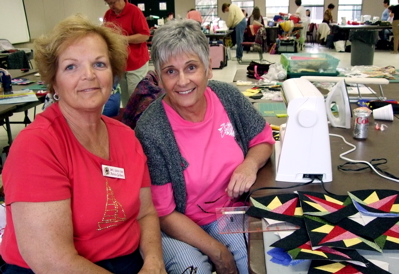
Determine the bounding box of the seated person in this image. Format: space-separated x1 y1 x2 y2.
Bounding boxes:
0 14 165 274
134 19 275 273
122 70 165 129
243 6 265 51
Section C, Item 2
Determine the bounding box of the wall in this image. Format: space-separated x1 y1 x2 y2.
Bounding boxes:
19 0 107 47
19 0 386 47
288 0 385 22
175 0 194 20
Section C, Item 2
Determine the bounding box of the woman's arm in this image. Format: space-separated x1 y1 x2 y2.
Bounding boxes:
12 200 111 273
160 211 238 274
137 187 166 273
226 142 273 198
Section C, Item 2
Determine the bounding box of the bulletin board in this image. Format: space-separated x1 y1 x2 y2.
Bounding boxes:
0 0 30 44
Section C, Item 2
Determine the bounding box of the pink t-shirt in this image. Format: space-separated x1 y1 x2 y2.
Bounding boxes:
186 10 203 24
1 103 150 267
151 87 274 225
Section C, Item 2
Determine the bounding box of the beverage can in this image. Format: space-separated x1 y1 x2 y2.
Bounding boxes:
353 107 371 140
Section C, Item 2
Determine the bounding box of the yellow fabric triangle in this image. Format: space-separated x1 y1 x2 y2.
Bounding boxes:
304 201 329 212
315 262 345 273
295 207 303 216
312 224 334 233
364 191 379 204
386 236 399 244
391 204 399 213
343 237 362 247
301 249 328 258
267 196 283 210
324 195 344 205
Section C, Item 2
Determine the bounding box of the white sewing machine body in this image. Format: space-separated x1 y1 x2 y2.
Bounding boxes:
275 78 332 183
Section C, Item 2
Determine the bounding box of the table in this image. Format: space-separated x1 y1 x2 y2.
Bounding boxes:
206 30 233 46
0 71 45 145
248 83 399 273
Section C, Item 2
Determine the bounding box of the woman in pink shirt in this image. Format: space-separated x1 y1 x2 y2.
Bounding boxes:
134 19 274 274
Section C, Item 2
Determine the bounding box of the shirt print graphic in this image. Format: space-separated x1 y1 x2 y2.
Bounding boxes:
218 122 235 138
98 180 127 230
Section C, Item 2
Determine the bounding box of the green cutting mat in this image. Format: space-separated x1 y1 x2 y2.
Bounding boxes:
25 84 47 91
389 71 399 83
254 102 287 117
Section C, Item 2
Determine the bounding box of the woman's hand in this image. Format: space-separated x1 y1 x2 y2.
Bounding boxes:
226 161 257 198
226 143 273 198
208 242 238 274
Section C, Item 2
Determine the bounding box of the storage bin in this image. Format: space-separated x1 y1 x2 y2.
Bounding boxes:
287 71 340 79
280 53 340 73
277 39 297 54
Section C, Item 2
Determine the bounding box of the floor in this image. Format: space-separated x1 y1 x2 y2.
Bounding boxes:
0 43 397 156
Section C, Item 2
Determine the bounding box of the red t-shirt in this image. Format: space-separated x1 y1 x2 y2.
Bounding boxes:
1 103 150 268
104 2 150 71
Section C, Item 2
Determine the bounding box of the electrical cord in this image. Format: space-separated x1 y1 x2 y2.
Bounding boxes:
242 178 317 250
329 133 399 183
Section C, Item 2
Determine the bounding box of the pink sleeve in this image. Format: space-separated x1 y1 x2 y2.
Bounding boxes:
249 122 276 147
151 183 176 217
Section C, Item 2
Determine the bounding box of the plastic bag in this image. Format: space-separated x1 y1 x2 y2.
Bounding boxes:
246 61 274 79
263 63 287 81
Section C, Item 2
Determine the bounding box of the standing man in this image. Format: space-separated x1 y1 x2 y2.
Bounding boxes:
222 3 246 63
104 0 150 107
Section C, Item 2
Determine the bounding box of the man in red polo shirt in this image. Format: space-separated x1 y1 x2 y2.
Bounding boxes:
104 0 150 107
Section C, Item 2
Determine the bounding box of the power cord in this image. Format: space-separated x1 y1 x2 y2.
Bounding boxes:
329 133 399 183
242 178 317 250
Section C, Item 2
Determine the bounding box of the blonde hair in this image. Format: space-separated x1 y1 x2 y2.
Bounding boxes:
34 14 128 94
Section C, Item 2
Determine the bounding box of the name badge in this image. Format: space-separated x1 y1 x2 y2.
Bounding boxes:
102 165 125 179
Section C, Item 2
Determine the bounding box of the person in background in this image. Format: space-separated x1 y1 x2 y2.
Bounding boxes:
186 8 203 25
134 19 275 274
306 9 311 18
242 8 248 19
165 12 175 23
379 1 392 42
247 6 264 27
243 6 265 50
382 0 391 21
103 0 150 107
392 0 399 53
0 14 165 274
222 3 247 63
294 0 309 49
323 3 335 24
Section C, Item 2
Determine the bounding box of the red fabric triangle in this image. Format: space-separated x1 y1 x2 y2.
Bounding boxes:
304 194 344 212
367 194 398 212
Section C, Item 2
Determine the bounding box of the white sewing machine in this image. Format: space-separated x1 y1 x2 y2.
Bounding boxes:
275 78 332 183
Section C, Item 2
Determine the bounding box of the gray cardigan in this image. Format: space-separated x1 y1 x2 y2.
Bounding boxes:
135 80 266 213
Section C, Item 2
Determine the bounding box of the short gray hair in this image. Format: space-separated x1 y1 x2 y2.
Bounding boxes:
151 19 210 74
